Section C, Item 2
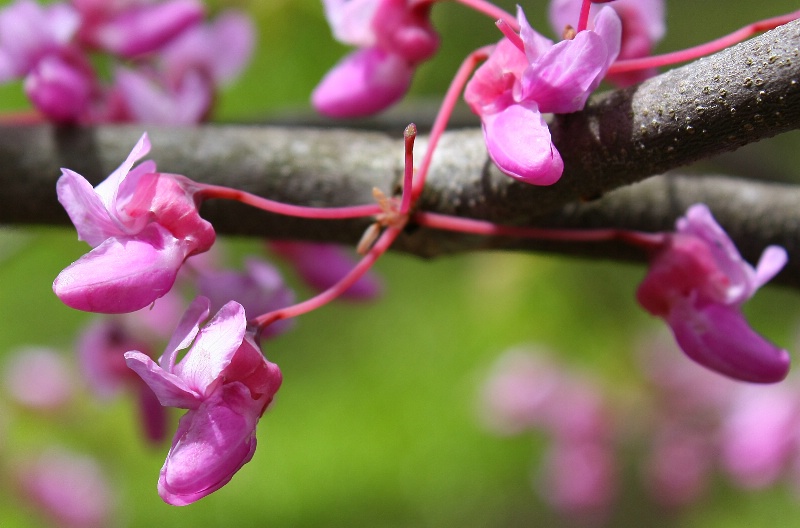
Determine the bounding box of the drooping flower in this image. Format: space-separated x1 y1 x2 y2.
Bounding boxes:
312 0 439 117
549 0 666 86
636 204 790 383
464 6 621 185
53 133 215 313
124 297 282 505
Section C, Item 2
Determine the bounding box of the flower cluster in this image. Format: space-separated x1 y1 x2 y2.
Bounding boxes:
0 0 253 123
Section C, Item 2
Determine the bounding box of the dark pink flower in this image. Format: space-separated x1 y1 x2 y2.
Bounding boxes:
125 297 282 505
54 133 215 313
549 0 665 86
637 204 789 383
312 0 438 117
464 6 620 185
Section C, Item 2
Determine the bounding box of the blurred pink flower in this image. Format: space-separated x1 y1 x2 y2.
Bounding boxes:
312 0 438 117
16 447 115 528
73 0 204 58
636 204 789 383
270 241 382 301
54 133 215 313
125 297 282 505
464 6 620 185
3 347 75 411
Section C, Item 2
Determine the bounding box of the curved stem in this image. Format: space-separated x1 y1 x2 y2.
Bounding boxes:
576 0 592 33
197 183 381 220
609 9 800 74
413 211 666 249
413 46 492 202
447 0 518 30
251 225 403 333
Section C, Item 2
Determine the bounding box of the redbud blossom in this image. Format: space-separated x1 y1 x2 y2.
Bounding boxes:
54 133 215 313
313 0 439 117
464 6 621 185
549 0 666 86
125 297 282 505
636 204 790 383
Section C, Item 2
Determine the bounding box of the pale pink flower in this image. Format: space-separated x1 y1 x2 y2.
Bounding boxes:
125 297 282 505
464 6 621 185
636 204 789 383
16 448 116 528
3 347 75 411
54 133 215 313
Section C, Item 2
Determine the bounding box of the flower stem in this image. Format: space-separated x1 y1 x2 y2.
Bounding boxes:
413 46 492 202
251 225 403 334
413 211 667 248
197 184 381 220
609 9 800 74
577 0 592 33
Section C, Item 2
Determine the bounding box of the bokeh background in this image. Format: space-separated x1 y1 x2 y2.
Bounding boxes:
2 0 800 526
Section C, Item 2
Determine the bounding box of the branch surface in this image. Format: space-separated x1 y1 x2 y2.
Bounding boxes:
1 20 799 285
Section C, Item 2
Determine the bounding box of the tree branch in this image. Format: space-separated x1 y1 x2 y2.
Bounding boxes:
1 20 799 285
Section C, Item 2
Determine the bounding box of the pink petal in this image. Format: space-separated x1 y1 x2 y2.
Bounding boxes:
667 302 790 383
124 350 199 408
24 54 94 123
57 168 121 246
173 301 247 395
157 383 262 506
312 47 412 118
53 223 187 314
161 295 210 371
321 0 380 47
481 102 563 185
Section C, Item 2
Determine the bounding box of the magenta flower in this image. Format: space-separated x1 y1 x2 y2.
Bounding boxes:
312 0 439 117
269 241 383 301
464 6 621 185
549 0 665 86
124 297 282 505
53 133 215 313
636 204 790 383
73 0 204 58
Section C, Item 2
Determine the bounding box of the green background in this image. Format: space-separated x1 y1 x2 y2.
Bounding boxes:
2 0 800 526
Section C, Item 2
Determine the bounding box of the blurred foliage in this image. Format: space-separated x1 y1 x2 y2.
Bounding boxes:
2 0 800 527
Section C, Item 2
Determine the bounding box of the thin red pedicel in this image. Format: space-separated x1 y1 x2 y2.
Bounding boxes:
610 9 800 74
576 0 592 33
196 184 382 220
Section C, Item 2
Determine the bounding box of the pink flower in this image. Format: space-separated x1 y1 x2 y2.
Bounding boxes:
464 6 620 185
113 10 254 124
16 447 116 528
73 0 204 58
636 204 790 383
53 133 215 313
3 347 75 411
124 297 282 505
269 241 382 301
78 318 170 443
312 0 439 117
549 0 665 86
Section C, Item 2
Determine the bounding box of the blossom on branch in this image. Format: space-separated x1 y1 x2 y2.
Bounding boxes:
53 133 215 313
636 204 790 383
125 297 283 505
464 6 621 185
549 0 665 86
312 0 439 117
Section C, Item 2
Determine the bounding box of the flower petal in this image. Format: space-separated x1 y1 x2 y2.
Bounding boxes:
124 350 200 409
481 102 563 185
